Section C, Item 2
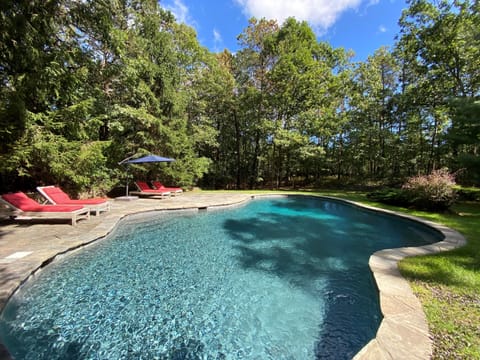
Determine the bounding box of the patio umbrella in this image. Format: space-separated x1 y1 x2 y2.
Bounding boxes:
123 154 175 164
118 154 175 196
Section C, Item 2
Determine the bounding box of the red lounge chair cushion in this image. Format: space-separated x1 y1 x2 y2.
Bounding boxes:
152 181 166 189
2 192 84 212
152 181 182 192
42 187 106 204
42 187 71 203
135 181 170 193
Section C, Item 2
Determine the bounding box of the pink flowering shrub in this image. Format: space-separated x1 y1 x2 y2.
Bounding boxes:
402 169 456 211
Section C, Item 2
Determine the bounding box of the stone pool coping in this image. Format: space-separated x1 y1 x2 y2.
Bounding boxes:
0 192 467 359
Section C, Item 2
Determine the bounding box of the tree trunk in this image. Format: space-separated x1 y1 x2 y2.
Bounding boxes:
233 110 242 189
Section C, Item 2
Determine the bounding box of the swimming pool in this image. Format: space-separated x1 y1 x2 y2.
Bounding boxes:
0 196 443 359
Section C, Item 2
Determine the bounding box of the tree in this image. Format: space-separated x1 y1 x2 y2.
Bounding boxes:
346 47 400 179
266 18 351 187
448 98 480 183
396 0 480 176
0 0 104 193
235 17 279 188
0 0 212 192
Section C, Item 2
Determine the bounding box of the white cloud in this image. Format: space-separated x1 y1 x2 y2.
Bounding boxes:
213 28 224 51
234 0 366 32
378 25 387 33
213 29 223 43
164 0 192 25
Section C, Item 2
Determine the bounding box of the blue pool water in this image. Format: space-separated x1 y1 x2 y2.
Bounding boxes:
0 196 442 359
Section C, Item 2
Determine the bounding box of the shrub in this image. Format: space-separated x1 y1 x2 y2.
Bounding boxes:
367 188 411 207
402 169 456 211
455 186 480 201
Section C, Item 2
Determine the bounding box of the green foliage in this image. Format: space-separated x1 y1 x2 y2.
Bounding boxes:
165 156 211 188
345 47 400 179
395 0 480 177
366 188 411 207
455 186 480 201
1 0 480 195
231 17 353 188
448 98 480 184
74 141 118 196
0 0 215 192
0 108 114 194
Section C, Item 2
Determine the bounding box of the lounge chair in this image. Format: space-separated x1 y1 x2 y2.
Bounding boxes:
37 186 110 216
129 181 171 197
0 192 90 225
151 181 183 195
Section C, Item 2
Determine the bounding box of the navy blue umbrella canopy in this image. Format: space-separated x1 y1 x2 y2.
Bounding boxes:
120 154 175 164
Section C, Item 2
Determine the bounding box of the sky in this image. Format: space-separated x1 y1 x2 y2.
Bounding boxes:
160 0 408 62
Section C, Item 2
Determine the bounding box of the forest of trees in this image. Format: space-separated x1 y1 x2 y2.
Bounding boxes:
1 0 479 195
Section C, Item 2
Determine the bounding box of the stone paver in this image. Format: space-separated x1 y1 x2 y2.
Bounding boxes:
0 192 467 359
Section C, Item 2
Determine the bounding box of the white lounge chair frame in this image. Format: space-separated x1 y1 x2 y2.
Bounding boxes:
128 182 171 198
0 198 90 226
37 186 110 216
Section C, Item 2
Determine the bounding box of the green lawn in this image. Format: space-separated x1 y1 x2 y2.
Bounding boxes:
206 189 480 358
396 202 480 359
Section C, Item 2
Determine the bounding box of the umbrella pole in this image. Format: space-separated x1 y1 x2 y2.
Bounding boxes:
125 166 129 196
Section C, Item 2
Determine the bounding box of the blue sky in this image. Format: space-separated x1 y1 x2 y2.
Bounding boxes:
161 0 408 61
